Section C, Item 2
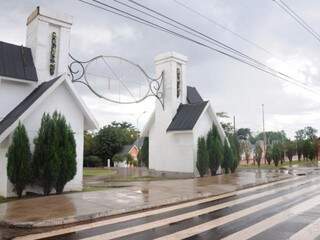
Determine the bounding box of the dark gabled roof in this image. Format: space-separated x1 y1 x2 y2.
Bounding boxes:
167 101 208 132
0 41 38 82
0 76 61 136
187 86 203 104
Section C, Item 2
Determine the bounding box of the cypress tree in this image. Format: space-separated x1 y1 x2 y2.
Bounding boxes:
33 113 60 195
197 137 209 177
7 122 32 197
54 112 77 194
222 139 233 174
229 134 240 173
207 126 223 176
139 137 149 167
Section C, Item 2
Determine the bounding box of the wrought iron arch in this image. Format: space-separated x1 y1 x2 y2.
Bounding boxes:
68 54 164 109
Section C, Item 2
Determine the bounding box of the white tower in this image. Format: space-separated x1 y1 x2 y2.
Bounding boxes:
149 52 189 172
26 7 73 83
154 52 188 123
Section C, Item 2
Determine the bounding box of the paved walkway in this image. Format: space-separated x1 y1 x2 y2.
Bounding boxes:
0 169 292 228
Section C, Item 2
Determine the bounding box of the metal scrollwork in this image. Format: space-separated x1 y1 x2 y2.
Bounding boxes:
68 54 164 109
49 32 57 76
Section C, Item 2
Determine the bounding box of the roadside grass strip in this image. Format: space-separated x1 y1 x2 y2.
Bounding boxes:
15 176 308 240
222 193 320 240
153 184 320 240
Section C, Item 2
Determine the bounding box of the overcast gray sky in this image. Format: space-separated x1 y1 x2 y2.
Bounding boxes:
1 0 320 138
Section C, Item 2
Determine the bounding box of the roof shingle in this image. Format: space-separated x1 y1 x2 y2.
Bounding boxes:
167 101 208 132
187 86 203 104
0 41 38 82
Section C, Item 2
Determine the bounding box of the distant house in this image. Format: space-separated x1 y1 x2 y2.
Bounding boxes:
0 7 98 197
114 138 144 167
119 144 139 160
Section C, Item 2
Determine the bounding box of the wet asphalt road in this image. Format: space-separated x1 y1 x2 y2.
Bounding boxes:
11 170 320 240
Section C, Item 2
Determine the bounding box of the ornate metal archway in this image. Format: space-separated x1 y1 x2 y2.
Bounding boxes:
68 54 164 109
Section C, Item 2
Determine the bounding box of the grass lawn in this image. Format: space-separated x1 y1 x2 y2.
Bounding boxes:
83 168 117 177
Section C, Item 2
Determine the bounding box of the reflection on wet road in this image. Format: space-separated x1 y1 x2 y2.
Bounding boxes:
15 172 320 240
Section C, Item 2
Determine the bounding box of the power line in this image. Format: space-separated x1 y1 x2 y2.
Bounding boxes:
78 0 320 96
117 0 315 91
172 0 277 58
273 0 320 43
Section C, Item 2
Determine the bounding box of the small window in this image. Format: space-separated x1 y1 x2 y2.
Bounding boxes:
177 67 181 98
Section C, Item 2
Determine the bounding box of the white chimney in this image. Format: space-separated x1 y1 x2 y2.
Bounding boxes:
154 52 188 118
26 6 73 83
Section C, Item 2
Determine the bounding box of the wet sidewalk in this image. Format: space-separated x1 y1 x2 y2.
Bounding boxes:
0 169 292 228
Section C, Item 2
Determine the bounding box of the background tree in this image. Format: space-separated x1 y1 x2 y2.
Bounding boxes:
93 121 138 166
255 131 287 145
240 140 251 165
237 128 252 140
285 140 296 162
229 134 240 173
84 131 94 157
254 143 263 167
265 146 273 165
207 126 223 176
272 144 282 167
222 139 233 174
139 137 149 167
304 126 317 140
7 122 32 198
33 113 59 195
196 137 209 177
303 140 312 160
53 112 77 194
112 154 124 164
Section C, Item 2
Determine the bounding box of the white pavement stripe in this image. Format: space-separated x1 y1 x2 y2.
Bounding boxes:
153 184 320 240
82 179 320 240
13 176 305 240
289 217 320 240
222 193 320 240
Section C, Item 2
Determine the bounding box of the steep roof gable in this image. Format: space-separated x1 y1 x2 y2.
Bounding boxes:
0 41 38 82
187 86 203 104
167 101 208 132
0 75 98 142
0 76 60 137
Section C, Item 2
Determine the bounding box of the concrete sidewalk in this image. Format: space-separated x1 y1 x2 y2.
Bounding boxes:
0 169 292 228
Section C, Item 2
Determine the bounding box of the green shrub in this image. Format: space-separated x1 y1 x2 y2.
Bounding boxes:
207 126 223 176
7 122 32 198
222 139 233 174
126 154 134 165
53 112 77 194
112 154 124 163
197 137 209 177
33 113 60 195
139 137 149 167
84 155 103 167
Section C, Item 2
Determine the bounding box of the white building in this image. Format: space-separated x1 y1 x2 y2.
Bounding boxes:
142 52 226 176
0 7 97 197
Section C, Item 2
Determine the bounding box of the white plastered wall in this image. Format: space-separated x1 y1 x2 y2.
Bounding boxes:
0 82 84 197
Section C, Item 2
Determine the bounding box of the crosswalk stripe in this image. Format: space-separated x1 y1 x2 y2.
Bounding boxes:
289 217 320 240
222 193 320 240
81 178 320 240
14 176 308 240
153 184 320 240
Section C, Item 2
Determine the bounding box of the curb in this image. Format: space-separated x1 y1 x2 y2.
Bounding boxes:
2 175 293 228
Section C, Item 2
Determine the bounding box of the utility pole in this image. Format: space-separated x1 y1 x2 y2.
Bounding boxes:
262 104 267 164
233 115 236 134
